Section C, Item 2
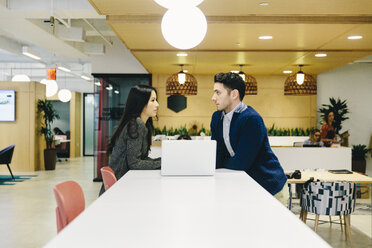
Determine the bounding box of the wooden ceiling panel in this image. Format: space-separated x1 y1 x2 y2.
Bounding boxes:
198 24 357 50
90 0 372 15
320 25 372 50
109 22 358 50
91 0 372 75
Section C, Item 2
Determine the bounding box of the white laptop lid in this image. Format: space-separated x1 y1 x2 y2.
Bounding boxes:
161 140 216 176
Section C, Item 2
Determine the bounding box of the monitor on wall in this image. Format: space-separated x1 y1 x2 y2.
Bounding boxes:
0 90 15 121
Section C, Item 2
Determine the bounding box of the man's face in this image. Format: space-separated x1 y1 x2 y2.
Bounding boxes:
211 82 233 112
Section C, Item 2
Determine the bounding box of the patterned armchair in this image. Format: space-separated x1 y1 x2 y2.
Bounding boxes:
300 182 356 247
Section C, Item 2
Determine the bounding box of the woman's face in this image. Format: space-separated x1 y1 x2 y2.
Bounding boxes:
314 132 321 142
142 90 159 118
328 112 334 123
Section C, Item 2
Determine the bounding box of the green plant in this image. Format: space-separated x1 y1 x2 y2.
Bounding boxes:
199 125 206 135
267 124 310 136
179 125 187 135
153 127 162 135
352 144 371 160
37 99 60 149
318 97 349 134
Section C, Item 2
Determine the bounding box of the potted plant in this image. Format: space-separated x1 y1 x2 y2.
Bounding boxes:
351 144 371 174
37 99 60 170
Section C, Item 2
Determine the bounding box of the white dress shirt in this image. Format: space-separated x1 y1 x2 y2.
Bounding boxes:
221 102 247 157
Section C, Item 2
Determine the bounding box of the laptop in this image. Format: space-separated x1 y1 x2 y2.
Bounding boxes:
161 140 216 176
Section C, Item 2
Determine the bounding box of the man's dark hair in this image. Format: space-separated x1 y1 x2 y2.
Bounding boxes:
214 72 246 101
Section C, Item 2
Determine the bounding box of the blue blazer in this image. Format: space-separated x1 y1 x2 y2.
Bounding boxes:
210 106 287 195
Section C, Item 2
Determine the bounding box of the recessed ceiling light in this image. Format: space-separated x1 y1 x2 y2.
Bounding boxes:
315 53 327 57
177 53 188 57
348 35 363 40
283 70 292 74
258 36 272 40
259 2 269 6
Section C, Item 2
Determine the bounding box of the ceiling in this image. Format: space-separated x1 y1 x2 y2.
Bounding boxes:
89 0 372 75
0 0 116 92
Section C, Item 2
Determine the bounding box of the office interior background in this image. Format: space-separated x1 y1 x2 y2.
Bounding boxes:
0 0 372 247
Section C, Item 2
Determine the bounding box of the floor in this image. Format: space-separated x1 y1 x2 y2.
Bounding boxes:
0 157 371 248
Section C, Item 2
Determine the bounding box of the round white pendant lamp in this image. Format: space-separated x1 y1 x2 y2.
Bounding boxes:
154 0 203 8
58 89 72 102
11 74 31 82
46 80 58 97
161 6 207 49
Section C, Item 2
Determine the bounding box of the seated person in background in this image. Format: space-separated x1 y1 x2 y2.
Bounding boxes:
177 134 192 140
53 127 65 135
320 111 337 147
303 128 324 147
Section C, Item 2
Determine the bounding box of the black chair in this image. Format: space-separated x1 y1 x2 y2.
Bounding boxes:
0 145 15 180
56 131 70 161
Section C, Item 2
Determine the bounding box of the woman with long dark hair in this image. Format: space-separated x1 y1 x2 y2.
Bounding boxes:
320 111 336 147
99 85 161 195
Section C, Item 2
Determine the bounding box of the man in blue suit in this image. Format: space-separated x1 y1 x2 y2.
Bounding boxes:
210 72 287 198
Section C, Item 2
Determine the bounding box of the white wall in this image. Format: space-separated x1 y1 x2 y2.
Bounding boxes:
91 37 148 74
317 62 372 175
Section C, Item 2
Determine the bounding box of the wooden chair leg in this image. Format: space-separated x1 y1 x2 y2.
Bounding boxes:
329 216 332 226
339 215 343 232
303 210 308 224
344 214 353 248
314 214 320 232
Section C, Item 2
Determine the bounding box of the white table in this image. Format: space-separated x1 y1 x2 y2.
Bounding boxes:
272 147 351 171
150 146 352 171
44 170 330 248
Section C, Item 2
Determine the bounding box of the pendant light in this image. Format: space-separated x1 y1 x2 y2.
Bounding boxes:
238 65 246 82
284 65 317 95
296 65 305 85
178 65 186 85
11 74 31 82
57 71 72 102
161 6 207 49
237 65 257 95
166 65 197 95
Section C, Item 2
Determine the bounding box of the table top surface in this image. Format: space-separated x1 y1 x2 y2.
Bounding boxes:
287 170 372 184
44 169 330 248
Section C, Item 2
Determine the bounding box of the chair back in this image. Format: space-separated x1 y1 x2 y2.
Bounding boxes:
101 166 117 191
53 180 85 232
55 207 64 233
0 145 15 164
300 181 356 216
293 142 304 147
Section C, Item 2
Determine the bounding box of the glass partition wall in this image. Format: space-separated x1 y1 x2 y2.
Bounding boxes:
83 93 94 156
92 74 152 181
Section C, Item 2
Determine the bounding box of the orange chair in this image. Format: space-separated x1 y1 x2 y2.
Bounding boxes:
56 207 63 233
101 166 117 191
53 180 85 233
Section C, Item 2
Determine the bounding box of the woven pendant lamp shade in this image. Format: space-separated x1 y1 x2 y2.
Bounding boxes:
242 73 258 95
284 73 317 95
166 72 198 95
